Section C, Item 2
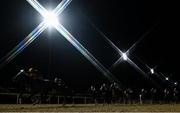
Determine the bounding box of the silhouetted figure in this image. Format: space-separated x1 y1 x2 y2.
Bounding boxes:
26 68 44 104
164 88 170 104
173 88 179 104
124 88 133 104
89 85 97 104
128 88 134 104
12 69 30 104
117 87 124 103
13 68 67 104
123 89 129 104
150 88 157 104
100 83 109 104
139 88 147 104
110 82 121 103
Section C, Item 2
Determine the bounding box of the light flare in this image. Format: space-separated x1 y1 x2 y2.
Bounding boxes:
150 68 154 74
44 11 59 27
122 53 128 61
0 22 47 68
90 22 162 88
0 0 121 85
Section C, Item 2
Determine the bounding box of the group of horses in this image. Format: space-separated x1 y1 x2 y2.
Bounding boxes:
12 69 68 104
89 83 179 104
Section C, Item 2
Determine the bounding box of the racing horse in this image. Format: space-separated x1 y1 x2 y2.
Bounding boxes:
12 68 67 104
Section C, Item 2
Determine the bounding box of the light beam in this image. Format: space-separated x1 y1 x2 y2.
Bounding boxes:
174 82 178 85
28 0 121 84
0 22 47 68
20 69 24 73
91 23 146 75
0 0 72 68
1 0 121 85
166 77 169 81
150 68 154 74
44 11 59 27
122 53 128 61
90 22 162 88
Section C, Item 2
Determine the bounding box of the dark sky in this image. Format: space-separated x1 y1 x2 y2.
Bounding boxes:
0 0 179 91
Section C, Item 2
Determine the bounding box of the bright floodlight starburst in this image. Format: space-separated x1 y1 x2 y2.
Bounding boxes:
122 53 128 61
0 0 120 85
44 11 59 27
166 77 169 81
174 82 178 85
150 68 154 74
20 69 24 73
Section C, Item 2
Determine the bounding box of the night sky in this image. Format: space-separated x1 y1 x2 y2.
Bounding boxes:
0 0 179 92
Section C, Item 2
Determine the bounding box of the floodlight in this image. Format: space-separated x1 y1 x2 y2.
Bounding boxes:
165 77 169 81
174 82 178 85
44 11 59 27
0 0 120 84
150 68 154 74
122 53 128 61
20 69 24 73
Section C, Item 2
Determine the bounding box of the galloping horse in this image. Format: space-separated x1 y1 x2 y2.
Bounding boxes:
12 68 67 104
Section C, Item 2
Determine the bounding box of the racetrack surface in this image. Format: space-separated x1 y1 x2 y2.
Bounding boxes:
0 104 180 112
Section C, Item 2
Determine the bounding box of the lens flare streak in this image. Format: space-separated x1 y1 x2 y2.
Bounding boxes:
26 0 48 17
91 23 163 88
54 23 120 84
91 24 122 56
94 25 148 77
0 0 72 67
0 22 47 67
53 0 72 15
27 0 121 84
1 0 121 85
127 58 161 89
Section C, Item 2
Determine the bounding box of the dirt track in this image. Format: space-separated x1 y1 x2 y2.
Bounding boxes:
0 104 180 112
